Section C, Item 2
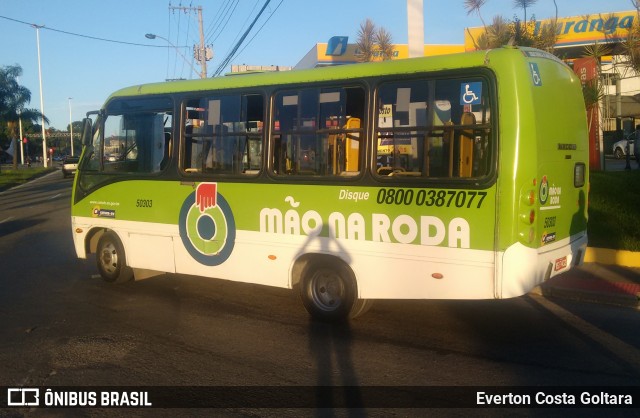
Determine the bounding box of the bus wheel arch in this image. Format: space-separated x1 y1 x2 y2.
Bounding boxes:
294 254 371 321
95 229 133 283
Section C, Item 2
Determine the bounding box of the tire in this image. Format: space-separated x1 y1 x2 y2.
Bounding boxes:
349 298 374 319
96 231 133 283
299 260 359 322
614 147 624 159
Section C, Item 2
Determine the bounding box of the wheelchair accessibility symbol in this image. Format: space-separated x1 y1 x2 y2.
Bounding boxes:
460 82 482 105
529 62 542 86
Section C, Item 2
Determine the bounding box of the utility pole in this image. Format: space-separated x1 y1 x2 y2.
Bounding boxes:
33 24 48 168
197 7 207 78
169 5 212 78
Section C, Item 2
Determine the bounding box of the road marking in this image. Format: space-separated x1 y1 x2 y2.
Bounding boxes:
530 295 640 374
47 193 62 200
0 216 15 224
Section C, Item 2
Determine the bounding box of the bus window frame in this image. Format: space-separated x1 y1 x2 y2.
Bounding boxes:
371 71 498 188
76 97 175 199
178 90 267 178
267 82 368 182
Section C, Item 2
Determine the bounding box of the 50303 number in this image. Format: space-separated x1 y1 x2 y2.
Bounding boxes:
136 199 153 208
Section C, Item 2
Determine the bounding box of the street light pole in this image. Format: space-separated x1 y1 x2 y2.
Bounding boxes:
33 24 48 168
18 112 24 165
68 97 74 156
145 33 200 79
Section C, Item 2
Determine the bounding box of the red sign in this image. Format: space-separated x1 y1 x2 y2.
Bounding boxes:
573 57 600 170
554 256 568 272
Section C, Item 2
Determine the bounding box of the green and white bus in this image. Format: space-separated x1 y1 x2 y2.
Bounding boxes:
72 46 589 321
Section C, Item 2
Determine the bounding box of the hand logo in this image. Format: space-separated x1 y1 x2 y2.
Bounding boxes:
196 183 217 212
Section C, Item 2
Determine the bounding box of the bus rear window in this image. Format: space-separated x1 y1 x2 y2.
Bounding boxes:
375 77 492 180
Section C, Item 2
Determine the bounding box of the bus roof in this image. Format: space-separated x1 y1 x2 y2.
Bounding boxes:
111 48 474 100
108 46 567 100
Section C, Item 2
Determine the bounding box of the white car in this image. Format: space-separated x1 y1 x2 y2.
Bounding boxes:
612 137 635 159
62 156 80 178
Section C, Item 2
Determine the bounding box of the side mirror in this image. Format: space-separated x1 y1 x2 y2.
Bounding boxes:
81 117 93 147
82 110 100 147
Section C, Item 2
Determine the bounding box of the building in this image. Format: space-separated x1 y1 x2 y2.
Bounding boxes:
466 10 640 168
294 36 464 69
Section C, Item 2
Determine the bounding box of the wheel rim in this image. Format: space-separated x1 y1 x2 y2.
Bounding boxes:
309 268 345 312
98 242 119 275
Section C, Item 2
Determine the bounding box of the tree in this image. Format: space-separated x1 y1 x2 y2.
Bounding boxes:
356 19 377 62
355 19 395 62
465 0 557 53
0 64 48 169
513 0 538 25
376 27 395 61
619 5 640 76
464 0 488 28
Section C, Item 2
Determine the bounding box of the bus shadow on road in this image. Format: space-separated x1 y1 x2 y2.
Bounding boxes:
0 218 46 238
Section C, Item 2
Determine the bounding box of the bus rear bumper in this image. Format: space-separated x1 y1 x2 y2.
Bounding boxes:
498 233 588 298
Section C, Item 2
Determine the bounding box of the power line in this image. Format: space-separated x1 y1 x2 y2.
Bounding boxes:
213 0 284 77
0 14 184 48
224 0 260 48
234 0 284 61
204 0 235 41
208 0 240 44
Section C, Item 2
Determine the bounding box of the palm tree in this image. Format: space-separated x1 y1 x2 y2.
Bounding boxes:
356 19 377 62
465 0 556 53
464 0 488 28
0 64 48 169
376 27 395 61
482 15 513 49
513 0 538 25
356 19 395 62
620 6 640 76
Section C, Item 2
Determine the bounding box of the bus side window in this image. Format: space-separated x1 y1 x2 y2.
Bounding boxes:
182 94 264 175
102 112 171 174
270 86 365 177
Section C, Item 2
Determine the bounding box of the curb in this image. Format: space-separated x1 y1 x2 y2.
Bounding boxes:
584 247 640 268
534 282 640 309
531 248 640 309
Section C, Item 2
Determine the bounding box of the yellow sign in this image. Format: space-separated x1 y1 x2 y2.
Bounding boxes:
464 10 637 51
315 43 464 63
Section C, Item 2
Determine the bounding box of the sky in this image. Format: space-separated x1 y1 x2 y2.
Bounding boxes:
0 0 636 131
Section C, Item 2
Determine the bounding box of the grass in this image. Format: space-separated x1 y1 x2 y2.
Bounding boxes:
0 164 638 251
588 169 640 252
0 166 56 192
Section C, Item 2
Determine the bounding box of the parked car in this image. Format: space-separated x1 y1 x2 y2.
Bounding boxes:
61 155 80 178
612 135 635 159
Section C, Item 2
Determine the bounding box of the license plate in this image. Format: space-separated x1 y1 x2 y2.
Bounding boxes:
554 256 568 271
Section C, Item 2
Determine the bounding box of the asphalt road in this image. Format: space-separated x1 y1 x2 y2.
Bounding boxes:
1 171 639 415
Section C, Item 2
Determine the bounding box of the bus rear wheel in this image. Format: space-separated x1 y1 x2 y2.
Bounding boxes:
300 261 368 322
96 231 133 283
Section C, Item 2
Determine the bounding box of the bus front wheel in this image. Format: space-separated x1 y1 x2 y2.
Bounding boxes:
300 261 367 321
96 231 133 283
